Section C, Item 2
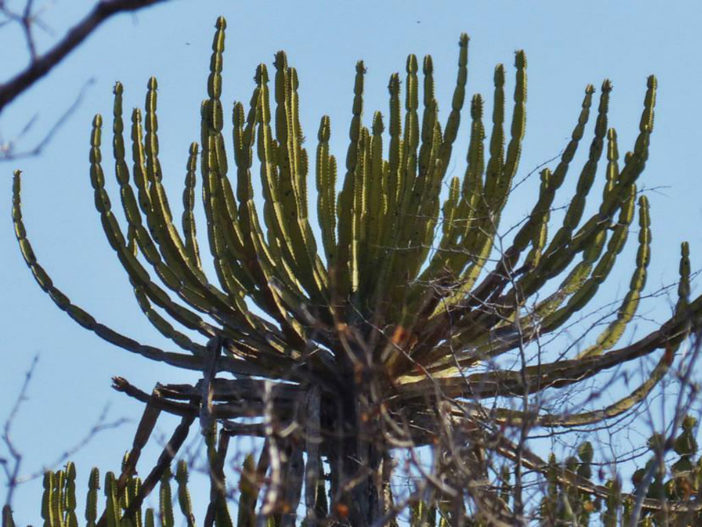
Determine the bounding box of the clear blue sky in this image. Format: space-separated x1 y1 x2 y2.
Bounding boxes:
2 0 702 521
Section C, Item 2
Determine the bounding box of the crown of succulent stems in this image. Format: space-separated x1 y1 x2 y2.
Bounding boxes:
13 14 702 431
11 15 702 524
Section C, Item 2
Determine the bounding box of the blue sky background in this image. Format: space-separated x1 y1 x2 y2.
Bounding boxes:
2 0 702 522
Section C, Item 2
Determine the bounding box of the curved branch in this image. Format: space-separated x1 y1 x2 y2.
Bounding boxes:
397 304 699 401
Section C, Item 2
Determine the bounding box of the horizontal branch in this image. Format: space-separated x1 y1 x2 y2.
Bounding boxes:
111 376 302 421
398 304 698 401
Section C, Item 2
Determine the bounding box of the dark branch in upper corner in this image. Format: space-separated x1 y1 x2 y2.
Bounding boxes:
0 0 170 114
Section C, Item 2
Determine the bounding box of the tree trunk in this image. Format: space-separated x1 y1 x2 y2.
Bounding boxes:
325 370 384 526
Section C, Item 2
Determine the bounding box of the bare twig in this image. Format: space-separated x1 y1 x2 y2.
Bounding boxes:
1 355 38 506
1 355 126 507
21 406 128 483
0 78 95 161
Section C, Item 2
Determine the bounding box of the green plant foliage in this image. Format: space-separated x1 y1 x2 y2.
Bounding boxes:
623 416 702 526
0 460 476 527
3 464 154 527
3 418 702 527
11 15 702 525
530 417 702 526
538 444 596 526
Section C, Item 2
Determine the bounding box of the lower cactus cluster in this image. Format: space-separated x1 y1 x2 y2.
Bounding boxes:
2 459 249 527
538 416 702 526
3 416 702 526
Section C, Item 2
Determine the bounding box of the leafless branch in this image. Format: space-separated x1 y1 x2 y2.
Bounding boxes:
0 78 94 161
20 406 128 484
0 354 38 506
1 355 127 507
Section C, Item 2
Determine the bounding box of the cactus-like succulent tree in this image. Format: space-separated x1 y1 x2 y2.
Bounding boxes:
12 16 702 525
